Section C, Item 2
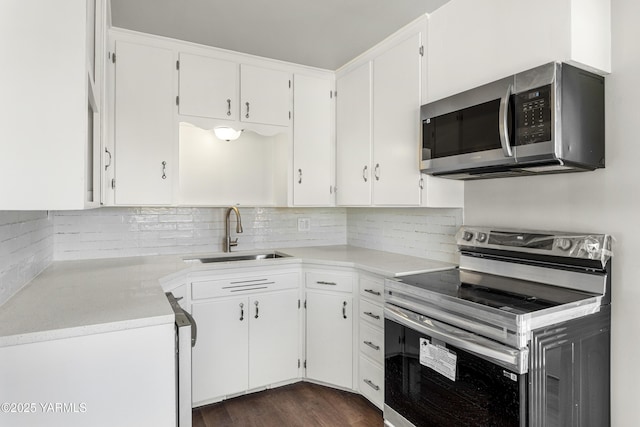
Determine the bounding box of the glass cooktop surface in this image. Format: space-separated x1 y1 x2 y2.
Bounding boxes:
396 268 594 315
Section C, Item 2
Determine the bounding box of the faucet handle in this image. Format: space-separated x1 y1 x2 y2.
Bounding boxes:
230 238 239 247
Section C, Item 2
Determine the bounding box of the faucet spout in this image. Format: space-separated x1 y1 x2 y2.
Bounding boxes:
224 206 243 252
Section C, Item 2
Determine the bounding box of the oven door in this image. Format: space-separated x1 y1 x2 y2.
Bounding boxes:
384 304 528 427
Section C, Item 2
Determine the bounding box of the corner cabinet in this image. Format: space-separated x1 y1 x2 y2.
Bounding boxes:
292 74 335 206
111 40 176 205
0 0 105 210
190 270 301 406
305 270 355 390
336 30 422 206
335 18 462 207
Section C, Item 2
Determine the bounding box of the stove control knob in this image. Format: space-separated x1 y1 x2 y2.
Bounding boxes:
462 231 474 242
557 238 572 251
476 232 487 243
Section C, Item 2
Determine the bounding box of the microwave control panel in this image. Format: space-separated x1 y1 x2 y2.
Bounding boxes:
514 84 552 145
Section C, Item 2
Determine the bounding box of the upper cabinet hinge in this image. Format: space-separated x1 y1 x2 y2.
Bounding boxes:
289 111 292 120
176 96 179 106
298 359 301 368
304 360 307 369
111 52 116 64
334 90 338 98
289 80 292 89
419 46 424 56
176 60 180 70
111 178 116 189
304 300 307 309
298 299 300 309
330 91 333 99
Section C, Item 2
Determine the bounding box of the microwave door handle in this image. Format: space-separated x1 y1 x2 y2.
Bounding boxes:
499 84 514 157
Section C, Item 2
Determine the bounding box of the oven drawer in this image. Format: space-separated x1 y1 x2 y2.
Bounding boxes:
359 275 384 304
360 323 384 364
306 272 353 293
359 355 383 409
360 299 384 328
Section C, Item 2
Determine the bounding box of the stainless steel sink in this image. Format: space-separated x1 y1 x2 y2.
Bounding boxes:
183 252 290 264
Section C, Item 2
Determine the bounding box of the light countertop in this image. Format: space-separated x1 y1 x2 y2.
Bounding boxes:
0 245 456 348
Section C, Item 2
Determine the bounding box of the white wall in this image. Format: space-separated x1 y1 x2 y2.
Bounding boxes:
0 212 53 306
463 0 638 424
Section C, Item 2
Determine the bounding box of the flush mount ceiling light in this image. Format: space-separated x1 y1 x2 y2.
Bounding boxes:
213 126 243 141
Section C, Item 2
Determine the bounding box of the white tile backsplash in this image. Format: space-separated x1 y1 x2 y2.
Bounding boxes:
0 211 53 306
0 206 462 304
347 208 463 263
53 207 348 261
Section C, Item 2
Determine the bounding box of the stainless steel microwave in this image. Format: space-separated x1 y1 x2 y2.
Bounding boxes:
420 62 605 179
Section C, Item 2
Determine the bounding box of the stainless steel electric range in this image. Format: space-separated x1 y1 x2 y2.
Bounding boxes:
384 226 612 427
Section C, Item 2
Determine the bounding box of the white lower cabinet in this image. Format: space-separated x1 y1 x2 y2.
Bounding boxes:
358 274 386 409
192 296 249 403
305 270 355 390
0 324 175 427
191 271 300 406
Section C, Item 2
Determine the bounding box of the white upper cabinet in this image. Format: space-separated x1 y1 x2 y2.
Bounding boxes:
293 74 334 206
0 0 105 210
240 65 292 127
336 62 372 206
427 0 611 102
113 40 175 205
178 53 239 121
371 32 423 206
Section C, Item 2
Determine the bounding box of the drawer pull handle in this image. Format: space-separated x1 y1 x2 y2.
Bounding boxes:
363 379 380 391
342 301 348 319
239 302 244 321
364 311 380 320
317 281 337 286
364 289 381 296
364 341 380 351
254 300 259 319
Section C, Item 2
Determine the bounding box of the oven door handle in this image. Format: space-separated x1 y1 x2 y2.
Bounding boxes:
384 305 528 374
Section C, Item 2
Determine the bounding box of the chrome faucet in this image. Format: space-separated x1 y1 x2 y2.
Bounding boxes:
224 206 243 252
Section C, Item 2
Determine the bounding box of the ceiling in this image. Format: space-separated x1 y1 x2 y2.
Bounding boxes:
110 0 450 70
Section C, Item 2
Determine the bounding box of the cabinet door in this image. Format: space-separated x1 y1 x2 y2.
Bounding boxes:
293 74 334 206
191 297 248 405
336 62 372 206
306 291 353 389
240 64 291 126
114 40 174 205
249 290 300 389
372 33 422 206
178 53 238 120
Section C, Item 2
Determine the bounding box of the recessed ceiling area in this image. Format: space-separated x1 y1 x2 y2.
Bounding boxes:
109 0 450 70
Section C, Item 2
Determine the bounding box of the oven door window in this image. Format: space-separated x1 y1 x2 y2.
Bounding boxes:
385 318 526 427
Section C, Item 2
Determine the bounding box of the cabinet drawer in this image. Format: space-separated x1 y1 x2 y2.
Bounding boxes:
359 275 384 304
360 299 384 328
192 273 298 299
306 272 353 293
359 355 384 409
360 323 384 364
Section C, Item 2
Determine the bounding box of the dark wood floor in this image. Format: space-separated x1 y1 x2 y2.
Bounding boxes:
192 382 384 427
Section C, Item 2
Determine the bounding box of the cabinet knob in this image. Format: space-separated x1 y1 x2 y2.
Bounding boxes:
362 165 368 183
161 161 167 179
298 168 303 184
227 99 232 116
342 301 348 319
245 102 250 119
254 300 259 319
239 302 244 321
374 163 380 181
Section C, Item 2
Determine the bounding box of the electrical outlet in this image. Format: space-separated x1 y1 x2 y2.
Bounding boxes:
297 218 311 232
